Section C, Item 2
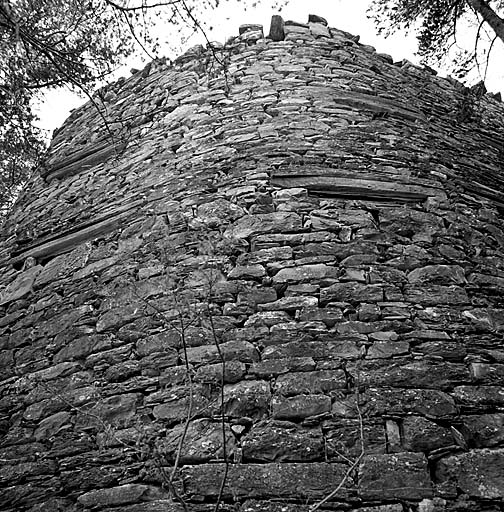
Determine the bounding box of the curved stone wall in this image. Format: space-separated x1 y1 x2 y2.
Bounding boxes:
1 15 504 512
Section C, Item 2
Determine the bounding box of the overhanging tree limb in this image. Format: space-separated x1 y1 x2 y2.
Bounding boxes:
466 0 504 41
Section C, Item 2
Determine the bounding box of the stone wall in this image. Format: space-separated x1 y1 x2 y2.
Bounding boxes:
1 14 504 512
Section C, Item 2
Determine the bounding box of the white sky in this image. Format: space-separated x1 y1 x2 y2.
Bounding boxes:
34 0 503 137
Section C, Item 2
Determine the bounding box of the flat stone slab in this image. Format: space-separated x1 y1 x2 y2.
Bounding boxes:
359 453 433 500
182 462 350 499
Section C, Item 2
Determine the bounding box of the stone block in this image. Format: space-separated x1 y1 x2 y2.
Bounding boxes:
452 386 504 412
75 393 139 429
194 361 246 384
225 212 302 239
158 419 235 463
470 363 504 384
228 264 266 279
0 265 42 305
365 388 458 419
435 449 504 499
136 332 181 355
78 484 168 508
367 339 409 359
407 265 466 285
242 420 323 462
324 418 386 461
275 370 346 396
221 380 271 419
401 416 453 452
263 338 360 361
460 413 504 448
249 357 316 378
182 462 350 500
273 263 338 284
272 394 331 420
404 285 469 306
269 15 285 41
184 340 259 365
151 386 209 424
320 283 384 304
258 295 318 312
241 501 308 512
358 360 470 390
359 453 433 500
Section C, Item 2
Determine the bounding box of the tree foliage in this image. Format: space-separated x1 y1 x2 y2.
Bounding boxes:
369 0 504 80
0 0 278 218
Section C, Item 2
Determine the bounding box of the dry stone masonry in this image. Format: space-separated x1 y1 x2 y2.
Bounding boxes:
1 14 504 512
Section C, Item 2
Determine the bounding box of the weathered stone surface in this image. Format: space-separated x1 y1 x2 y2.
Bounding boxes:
225 212 302 239
321 283 384 304
435 449 504 499
221 380 271 419
150 385 209 423
365 388 458 419
258 295 318 312
158 419 235 463
407 265 466 285
275 370 346 396
182 463 350 499
273 264 338 284
404 285 469 305
185 340 259 364
272 394 331 420
470 362 504 384
359 453 433 500
401 416 453 452
75 392 139 428
249 357 316 378
452 385 504 412
242 421 323 462
194 361 246 384
78 484 168 508
228 264 266 279
324 418 386 460
367 338 409 358
459 413 504 447
358 360 470 390
269 14 285 41
0 264 42 305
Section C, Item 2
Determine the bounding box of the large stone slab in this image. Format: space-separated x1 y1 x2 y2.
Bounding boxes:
435 449 504 499
359 453 433 500
182 462 351 499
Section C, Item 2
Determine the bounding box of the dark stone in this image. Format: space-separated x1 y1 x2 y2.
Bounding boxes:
365 388 458 419
242 421 323 462
435 449 504 499
272 394 331 420
308 14 328 25
401 416 453 452
221 380 271 419
275 370 346 396
460 413 504 448
182 462 351 499
324 418 386 461
359 453 433 500
320 283 384 304
158 419 235 463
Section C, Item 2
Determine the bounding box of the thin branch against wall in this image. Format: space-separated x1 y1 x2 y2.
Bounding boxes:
309 386 365 512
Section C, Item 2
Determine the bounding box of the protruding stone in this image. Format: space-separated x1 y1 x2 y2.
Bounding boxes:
269 15 285 41
308 14 328 25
